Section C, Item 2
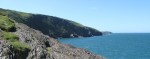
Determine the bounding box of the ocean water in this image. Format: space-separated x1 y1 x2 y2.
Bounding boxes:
58 33 150 59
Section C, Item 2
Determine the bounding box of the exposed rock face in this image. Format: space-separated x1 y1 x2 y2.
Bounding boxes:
0 23 104 59
0 40 11 59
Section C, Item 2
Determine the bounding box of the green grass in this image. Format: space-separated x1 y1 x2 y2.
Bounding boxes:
2 31 18 41
0 8 101 38
1 31 30 52
10 41 30 52
0 12 30 52
0 15 15 31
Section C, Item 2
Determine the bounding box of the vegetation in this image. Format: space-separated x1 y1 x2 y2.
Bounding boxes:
67 20 85 27
47 47 51 54
0 14 30 52
0 8 31 22
10 41 30 52
0 8 102 38
0 15 15 31
1 31 30 52
2 31 18 41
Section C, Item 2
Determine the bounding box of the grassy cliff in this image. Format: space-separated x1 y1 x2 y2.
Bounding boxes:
0 8 102 38
0 15 30 55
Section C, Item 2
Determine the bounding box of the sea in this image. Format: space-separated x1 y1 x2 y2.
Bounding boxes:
58 33 150 59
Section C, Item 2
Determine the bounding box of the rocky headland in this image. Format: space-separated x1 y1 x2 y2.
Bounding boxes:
0 8 105 59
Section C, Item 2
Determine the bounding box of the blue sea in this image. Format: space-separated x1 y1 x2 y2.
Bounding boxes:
58 33 150 59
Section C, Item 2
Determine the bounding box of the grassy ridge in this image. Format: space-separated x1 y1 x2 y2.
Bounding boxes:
0 8 102 38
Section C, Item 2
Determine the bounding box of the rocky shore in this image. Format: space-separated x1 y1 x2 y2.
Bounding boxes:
0 8 105 59
0 23 105 59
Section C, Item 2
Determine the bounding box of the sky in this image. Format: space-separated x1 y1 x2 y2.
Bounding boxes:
0 0 150 33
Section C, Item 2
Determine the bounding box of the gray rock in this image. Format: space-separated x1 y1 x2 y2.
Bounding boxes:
0 23 105 59
0 40 12 59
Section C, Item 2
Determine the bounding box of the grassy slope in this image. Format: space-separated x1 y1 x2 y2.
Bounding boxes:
2 31 30 52
0 8 102 38
0 14 30 52
0 15 15 31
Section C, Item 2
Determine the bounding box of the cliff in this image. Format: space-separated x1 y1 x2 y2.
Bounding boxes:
0 15 104 59
0 8 105 59
0 8 102 38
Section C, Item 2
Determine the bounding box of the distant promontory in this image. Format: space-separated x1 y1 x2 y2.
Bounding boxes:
0 8 102 38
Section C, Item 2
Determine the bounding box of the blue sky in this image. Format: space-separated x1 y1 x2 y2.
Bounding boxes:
0 0 150 33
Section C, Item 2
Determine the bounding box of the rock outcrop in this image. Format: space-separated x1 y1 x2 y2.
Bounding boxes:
0 23 104 59
0 8 105 59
